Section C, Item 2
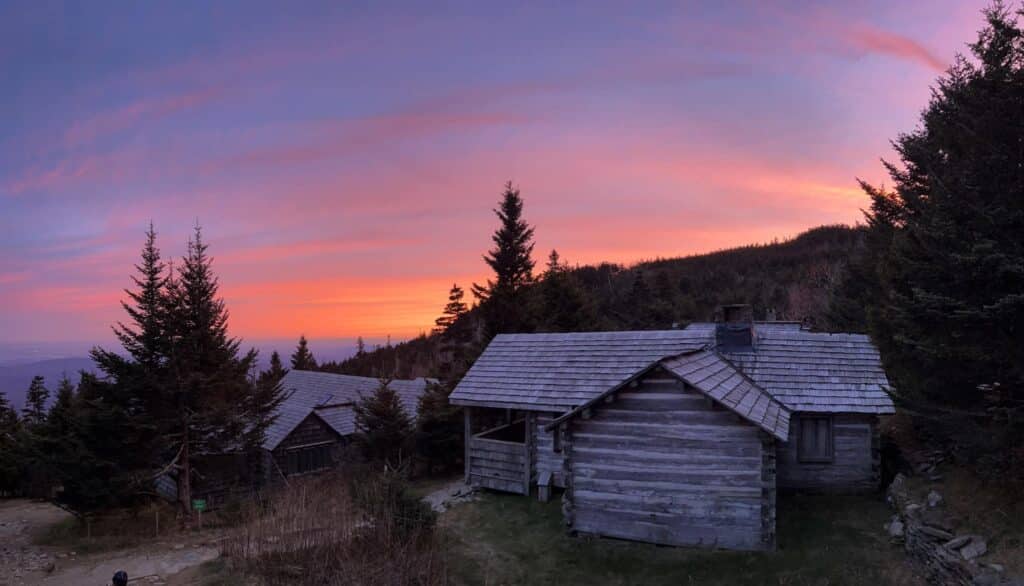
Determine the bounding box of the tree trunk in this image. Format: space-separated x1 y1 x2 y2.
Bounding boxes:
180 421 191 514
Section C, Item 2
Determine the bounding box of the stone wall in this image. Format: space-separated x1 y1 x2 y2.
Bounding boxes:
886 474 1011 586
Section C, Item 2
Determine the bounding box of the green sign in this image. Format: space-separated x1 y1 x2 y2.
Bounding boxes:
192 499 207 512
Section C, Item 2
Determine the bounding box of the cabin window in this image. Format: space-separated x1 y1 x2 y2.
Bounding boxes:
797 416 833 463
553 425 562 453
285 443 333 475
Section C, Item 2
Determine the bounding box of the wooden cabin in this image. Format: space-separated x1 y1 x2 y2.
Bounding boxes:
261 370 429 481
450 312 894 550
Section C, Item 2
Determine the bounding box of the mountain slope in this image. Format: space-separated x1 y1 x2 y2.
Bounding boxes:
328 224 864 379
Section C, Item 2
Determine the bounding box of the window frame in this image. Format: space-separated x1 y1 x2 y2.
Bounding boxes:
797 415 834 463
283 442 334 476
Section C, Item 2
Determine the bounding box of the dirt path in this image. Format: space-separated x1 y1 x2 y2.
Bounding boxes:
0 499 221 586
423 478 477 513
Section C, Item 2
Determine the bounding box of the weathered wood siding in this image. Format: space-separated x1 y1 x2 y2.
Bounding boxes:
468 436 528 495
567 374 771 550
777 414 879 493
271 413 344 476
533 412 567 489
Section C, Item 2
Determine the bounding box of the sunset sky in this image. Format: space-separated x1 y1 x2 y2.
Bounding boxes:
0 1 984 346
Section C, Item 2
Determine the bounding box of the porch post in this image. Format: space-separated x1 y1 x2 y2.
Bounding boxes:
463 407 472 484
523 413 534 495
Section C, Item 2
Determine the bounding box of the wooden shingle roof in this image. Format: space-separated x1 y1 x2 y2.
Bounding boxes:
264 370 428 450
449 327 714 412
660 350 790 441
707 324 895 414
450 322 894 418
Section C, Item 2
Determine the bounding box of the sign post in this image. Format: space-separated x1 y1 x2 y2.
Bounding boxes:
192 499 206 530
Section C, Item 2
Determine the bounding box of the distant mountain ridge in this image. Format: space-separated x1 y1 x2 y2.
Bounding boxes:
329 224 865 380
0 357 98 411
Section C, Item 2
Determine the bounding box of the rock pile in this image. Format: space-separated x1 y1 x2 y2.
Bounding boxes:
886 474 1016 585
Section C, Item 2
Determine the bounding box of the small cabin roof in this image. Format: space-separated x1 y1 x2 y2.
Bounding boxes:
450 322 893 417
264 370 429 450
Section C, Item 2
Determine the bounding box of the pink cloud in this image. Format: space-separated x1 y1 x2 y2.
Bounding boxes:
62 87 224 149
842 24 946 72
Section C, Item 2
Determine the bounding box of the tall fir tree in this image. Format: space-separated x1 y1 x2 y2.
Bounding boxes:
291 335 318 370
114 222 169 368
164 224 267 509
858 4 1024 406
472 181 536 335
21 376 49 426
848 5 1024 477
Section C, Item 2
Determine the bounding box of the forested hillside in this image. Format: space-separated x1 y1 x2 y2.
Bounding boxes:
323 223 864 380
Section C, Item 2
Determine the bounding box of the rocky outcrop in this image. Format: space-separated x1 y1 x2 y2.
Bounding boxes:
886 474 1012 586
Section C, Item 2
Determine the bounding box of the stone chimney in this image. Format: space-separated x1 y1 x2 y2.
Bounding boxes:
715 304 755 351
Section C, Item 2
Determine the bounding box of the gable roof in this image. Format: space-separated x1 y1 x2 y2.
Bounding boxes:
661 350 790 440
264 370 428 451
687 323 895 414
547 349 790 441
450 322 893 418
449 327 714 412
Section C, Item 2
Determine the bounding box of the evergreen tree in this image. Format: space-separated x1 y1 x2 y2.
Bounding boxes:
850 5 1024 477
21 376 49 426
472 181 536 334
415 380 462 475
259 351 289 385
0 391 19 495
90 224 172 499
290 335 317 370
114 222 169 368
164 224 264 509
356 336 366 357
353 379 413 465
859 4 1024 405
433 284 468 335
55 372 149 513
535 249 595 332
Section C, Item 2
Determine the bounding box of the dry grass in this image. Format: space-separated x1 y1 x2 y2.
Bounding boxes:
222 470 445 585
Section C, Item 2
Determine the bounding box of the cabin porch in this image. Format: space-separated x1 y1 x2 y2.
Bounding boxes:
464 407 532 495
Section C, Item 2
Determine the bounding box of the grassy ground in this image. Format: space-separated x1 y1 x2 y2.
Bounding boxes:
443 492 922 586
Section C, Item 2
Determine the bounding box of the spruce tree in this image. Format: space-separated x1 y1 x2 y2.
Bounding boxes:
114 222 169 368
0 391 18 495
290 335 317 370
472 181 536 334
433 284 468 335
165 224 263 509
21 376 49 426
353 379 413 465
535 249 594 332
415 380 462 474
852 5 1024 476
259 351 288 385
860 4 1024 405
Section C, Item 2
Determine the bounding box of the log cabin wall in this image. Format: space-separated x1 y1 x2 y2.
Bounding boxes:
533 412 567 489
566 372 771 550
776 413 880 493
